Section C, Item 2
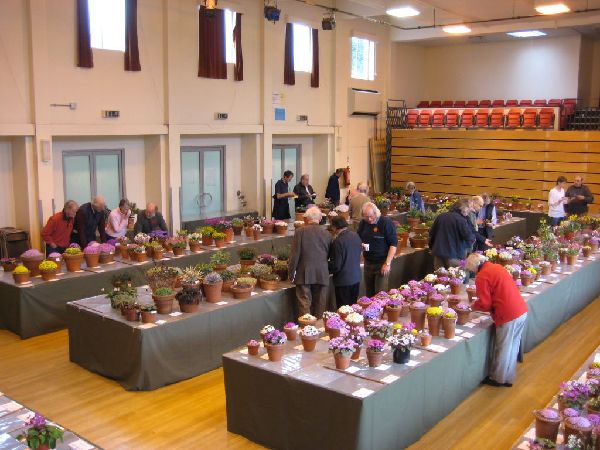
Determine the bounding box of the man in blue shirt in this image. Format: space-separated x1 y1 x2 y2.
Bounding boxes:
406 181 424 213
357 202 397 296
325 168 344 206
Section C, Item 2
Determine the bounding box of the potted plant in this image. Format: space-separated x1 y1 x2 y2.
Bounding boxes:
272 220 288 236
20 249 44 276
231 277 256 299
260 218 275 234
531 409 561 443
295 205 307 222
116 237 130 259
146 264 179 290
293 220 304 229
214 220 234 242
387 323 416 364
199 226 215 246
449 277 463 295
366 339 385 367
375 195 391 216
122 302 139 322
557 380 591 411
442 308 457 339
152 287 176 314
283 322 299 341
231 218 244 236
264 329 287 362
220 269 236 292
410 232 428 249
258 272 280 291
273 260 289 281
325 316 349 339
212 231 226 248
409 301 427 330
188 233 202 252
82 244 101 267
252 224 263 240
419 329 431 347
260 325 275 345
334 204 350 221
175 284 202 313
520 269 534 287
148 242 165 260
167 236 187 256
407 208 421 228
238 247 257 266
452 303 470 325
202 271 223 303
38 260 59 281
396 224 410 248
1 257 18 272
111 290 137 318
12 264 30 284
366 319 393 340
299 325 320 352
17 413 64 450
585 397 600 415
247 339 260 356
44 253 60 272
210 250 232 272
429 293 444 307
563 416 592 445
298 313 317 329
329 336 356 369
140 304 157 323
565 244 580 265
62 245 84 272
132 245 147 263
426 306 443 336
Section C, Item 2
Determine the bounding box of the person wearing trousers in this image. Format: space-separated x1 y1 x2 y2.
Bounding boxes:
466 253 528 387
288 207 333 318
329 216 362 308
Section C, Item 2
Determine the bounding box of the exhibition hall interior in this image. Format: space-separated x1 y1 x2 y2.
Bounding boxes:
1 0 600 449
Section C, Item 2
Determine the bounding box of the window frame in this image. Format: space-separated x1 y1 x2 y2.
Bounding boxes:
88 0 126 52
351 36 376 81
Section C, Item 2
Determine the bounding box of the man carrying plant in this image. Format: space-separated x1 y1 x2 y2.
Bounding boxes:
134 202 168 234
465 253 528 388
42 200 78 255
565 175 594 215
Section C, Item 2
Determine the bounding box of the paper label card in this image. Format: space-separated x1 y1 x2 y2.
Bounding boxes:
345 366 360 374
155 320 166 325
427 344 448 353
69 439 95 450
462 332 475 339
215 301 228 305
381 375 399 384
464 323 476 328
374 364 391 371
352 388 374 398
405 360 419 367
169 312 182 317
410 349 421 356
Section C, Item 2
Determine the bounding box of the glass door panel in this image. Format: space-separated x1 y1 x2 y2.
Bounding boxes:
181 151 201 222
64 155 92 206
95 154 121 209
202 150 222 216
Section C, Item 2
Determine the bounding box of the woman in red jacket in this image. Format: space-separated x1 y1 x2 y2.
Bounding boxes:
465 253 528 387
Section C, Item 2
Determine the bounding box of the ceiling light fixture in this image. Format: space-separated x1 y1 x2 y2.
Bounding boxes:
507 30 547 37
442 24 471 34
535 3 570 14
386 7 420 18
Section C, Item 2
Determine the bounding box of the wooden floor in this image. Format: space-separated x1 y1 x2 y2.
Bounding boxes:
1 299 599 450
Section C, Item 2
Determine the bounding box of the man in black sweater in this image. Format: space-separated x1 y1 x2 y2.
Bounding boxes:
429 198 475 269
329 216 362 307
566 175 594 215
324 168 344 206
357 202 397 297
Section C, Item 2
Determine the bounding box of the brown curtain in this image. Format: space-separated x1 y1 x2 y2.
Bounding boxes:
76 0 93 68
198 7 227 79
311 28 319 88
233 12 243 81
124 0 141 71
284 23 295 86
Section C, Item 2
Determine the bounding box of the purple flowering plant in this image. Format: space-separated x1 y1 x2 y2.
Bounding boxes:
363 306 382 320
83 245 101 255
284 322 298 329
328 336 356 357
264 329 287 345
149 230 168 240
366 319 393 340
98 243 115 254
17 413 64 450
559 380 593 409
21 249 43 259
326 316 348 330
367 339 385 352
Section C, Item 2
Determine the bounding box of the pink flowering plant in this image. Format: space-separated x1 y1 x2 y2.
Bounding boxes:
367 339 385 353
326 316 349 331
17 413 64 450
83 244 101 255
264 329 287 345
328 336 356 357
559 380 594 409
366 319 393 340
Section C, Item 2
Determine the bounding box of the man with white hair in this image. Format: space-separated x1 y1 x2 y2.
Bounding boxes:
288 207 333 318
349 181 370 221
465 253 528 387
73 196 107 247
357 202 397 296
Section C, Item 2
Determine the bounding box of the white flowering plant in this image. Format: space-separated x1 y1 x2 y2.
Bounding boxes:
300 325 320 337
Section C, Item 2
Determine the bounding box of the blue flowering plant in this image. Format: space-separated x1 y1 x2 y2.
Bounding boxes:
17 413 64 450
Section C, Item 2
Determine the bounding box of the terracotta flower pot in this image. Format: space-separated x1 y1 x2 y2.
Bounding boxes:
284 328 298 341
298 317 317 329
99 253 113 264
541 265 552 276
178 301 199 313
590 242 599 252
563 419 592 445
275 225 288 235
124 308 139 322
224 229 234 242
84 253 100 268
397 232 409 249
266 343 285 362
203 281 223 303
21 255 44 276
244 227 254 238
247 344 260 356
214 238 225 248
262 224 274 234
259 278 279 291
222 280 234 292
334 353 351 370
327 327 341 339
141 311 156 323
295 212 305 222
232 225 243 236
201 236 213 246
351 346 362 360
407 217 420 229
231 285 253 299
385 306 401 323
40 269 57 281
450 283 462 295
2 262 17 272
63 254 84 272
442 317 456 339
366 349 384 368
189 242 202 252
252 230 261 240
521 276 532 286
172 247 185 256
411 238 427 249
152 294 175 314
427 315 442 336
533 410 561 442
214 264 228 273
133 252 147 263
301 335 318 352
410 306 426 330
566 254 578 265
564 231 575 241
429 296 443 308
152 250 164 261
420 334 432 347
145 246 154 258
447 296 461 310
456 309 471 325
119 245 129 259
239 259 255 267
400 304 410 317
13 272 30 284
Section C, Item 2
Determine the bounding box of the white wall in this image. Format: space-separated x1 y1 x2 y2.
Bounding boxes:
0 140 16 226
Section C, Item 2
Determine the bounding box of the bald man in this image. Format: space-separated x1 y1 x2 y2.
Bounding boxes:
134 202 168 234
73 196 108 247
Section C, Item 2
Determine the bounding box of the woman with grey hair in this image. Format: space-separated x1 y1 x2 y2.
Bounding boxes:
405 181 424 212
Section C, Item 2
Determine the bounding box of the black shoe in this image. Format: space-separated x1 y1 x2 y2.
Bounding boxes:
503 383 513 387
481 377 502 387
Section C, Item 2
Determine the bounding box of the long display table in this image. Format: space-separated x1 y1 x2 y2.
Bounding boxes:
223 255 600 450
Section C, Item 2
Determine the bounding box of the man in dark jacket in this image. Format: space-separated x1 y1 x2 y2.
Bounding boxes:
134 202 168 234
293 174 317 209
72 196 107 248
272 170 295 220
329 216 362 307
325 169 344 206
566 175 594 215
288 207 333 318
429 198 475 269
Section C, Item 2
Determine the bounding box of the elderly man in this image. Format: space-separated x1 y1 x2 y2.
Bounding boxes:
293 174 317 209
465 253 528 387
42 200 78 255
566 175 594 215
406 181 424 213
134 202 168 234
329 216 362 307
325 168 344 206
349 182 370 221
469 196 492 251
429 198 475 269
106 198 131 240
73 196 107 248
477 193 497 249
288 207 333 318
357 202 397 296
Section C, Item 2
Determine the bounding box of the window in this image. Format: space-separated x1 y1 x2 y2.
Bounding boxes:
224 9 236 64
181 147 225 221
63 150 124 210
89 0 125 51
351 36 376 81
293 23 312 73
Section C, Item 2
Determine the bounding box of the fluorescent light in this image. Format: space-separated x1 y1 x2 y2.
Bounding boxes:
442 24 471 34
507 30 547 37
535 3 570 14
386 7 420 18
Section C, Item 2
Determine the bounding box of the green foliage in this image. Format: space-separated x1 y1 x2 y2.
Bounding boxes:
238 247 257 260
275 245 291 261
210 250 232 265
198 226 215 237
231 218 244 227
154 287 174 296
220 269 236 281
407 207 421 218
212 231 226 240
195 263 215 276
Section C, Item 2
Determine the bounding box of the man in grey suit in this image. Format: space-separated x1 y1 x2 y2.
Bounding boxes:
288 206 333 318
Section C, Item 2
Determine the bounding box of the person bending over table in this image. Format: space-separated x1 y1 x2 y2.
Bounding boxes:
134 202 168 234
357 202 397 297
293 174 317 209
405 181 424 213
349 182 370 222
329 216 362 307
465 253 528 388
429 198 475 270
288 207 333 318
469 195 492 252
72 196 107 248
42 200 78 255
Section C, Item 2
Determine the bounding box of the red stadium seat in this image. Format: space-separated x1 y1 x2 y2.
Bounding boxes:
417 101 429 108
406 110 419 128
432 110 445 127
429 101 442 107
506 109 522 128
522 108 538 128
492 99 505 107
490 109 505 128
474 109 490 127
441 101 453 108
445 110 459 127
519 99 533 106
460 110 474 127
418 110 432 127
453 100 466 108
465 100 478 108
539 108 555 129
563 98 577 105
547 99 562 107
533 99 547 107
506 99 518 107
479 100 492 107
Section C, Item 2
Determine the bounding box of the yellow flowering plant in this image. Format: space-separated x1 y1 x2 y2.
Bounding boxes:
13 265 30 274
38 260 58 271
426 306 443 317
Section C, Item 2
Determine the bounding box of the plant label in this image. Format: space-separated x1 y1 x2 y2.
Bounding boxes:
405 360 419 367
375 364 391 371
345 366 360 374
352 388 374 398
381 375 399 384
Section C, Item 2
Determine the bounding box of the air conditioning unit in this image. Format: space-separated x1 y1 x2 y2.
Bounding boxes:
348 88 382 116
